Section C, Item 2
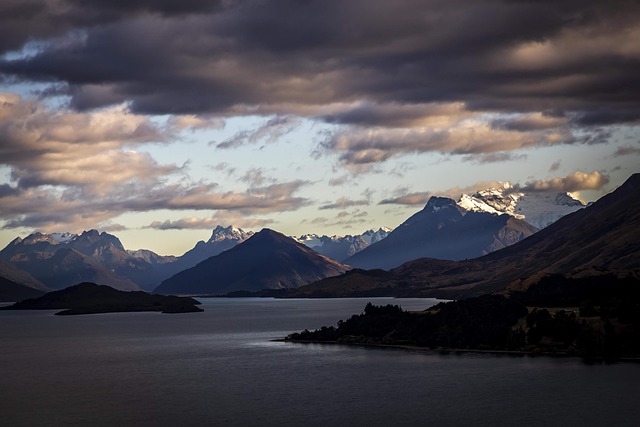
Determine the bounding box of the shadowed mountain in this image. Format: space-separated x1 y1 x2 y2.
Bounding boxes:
0 259 49 301
291 173 640 299
2 282 202 315
0 230 147 290
344 197 538 270
155 228 350 295
152 225 254 280
9 248 139 291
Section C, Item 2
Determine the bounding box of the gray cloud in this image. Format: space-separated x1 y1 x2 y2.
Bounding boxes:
217 116 300 149
146 215 273 231
549 160 562 172
613 145 640 157
379 192 432 206
0 0 637 129
462 152 528 164
319 197 370 210
516 171 610 193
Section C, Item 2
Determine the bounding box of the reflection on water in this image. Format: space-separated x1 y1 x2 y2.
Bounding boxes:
1 297 639 426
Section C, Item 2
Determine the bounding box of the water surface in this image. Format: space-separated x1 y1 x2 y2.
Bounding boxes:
1 297 638 426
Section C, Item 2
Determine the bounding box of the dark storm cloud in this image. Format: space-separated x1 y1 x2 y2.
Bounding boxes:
0 0 223 54
1 0 638 121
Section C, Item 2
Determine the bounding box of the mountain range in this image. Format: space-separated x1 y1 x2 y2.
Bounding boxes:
344 197 538 270
155 229 350 295
0 181 610 300
291 173 640 299
294 228 391 261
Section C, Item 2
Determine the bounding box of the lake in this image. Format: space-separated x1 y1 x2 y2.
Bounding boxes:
1 297 639 426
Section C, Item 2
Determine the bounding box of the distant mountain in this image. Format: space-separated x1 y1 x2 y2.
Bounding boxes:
160 225 254 276
0 259 48 302
292 173 640 299
457 183 585 229
7 248 140 291
0 230 148 290
0 226 257 292
295 228 392 261
155 228 350 295
344 197 537 270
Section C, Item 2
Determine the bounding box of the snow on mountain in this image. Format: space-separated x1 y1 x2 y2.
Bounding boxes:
360 227 392 245
456 182 586 229
207 225 254 243
50 232 78 243
293 228 392 261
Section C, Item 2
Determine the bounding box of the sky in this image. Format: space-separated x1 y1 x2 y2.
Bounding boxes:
0 0 638 256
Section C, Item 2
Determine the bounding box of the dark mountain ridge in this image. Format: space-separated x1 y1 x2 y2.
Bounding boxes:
155 228 350 295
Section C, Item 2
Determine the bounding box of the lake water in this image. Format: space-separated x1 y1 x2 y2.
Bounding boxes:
1 297 639 426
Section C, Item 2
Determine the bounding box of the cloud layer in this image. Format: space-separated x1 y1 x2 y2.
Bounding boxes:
0 0 637 241
0 94 310 231
2 1 638 121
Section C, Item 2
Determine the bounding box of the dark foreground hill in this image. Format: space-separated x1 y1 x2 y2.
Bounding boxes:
290 173 640 299
155 229 350 295
2 282 203 315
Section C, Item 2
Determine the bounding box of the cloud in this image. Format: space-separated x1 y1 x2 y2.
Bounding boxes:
462 152 528 164
516 171 610 193
166 114 225 131
146 215 273 230
549 160 562 172
328 175 350 186
613 145 640 157
0 179 310 231
320 121 579 168
490 113 568 132
0 94 312 231
216 115 300 149
319 197 370 210
0 0 637 132
379 192 432 206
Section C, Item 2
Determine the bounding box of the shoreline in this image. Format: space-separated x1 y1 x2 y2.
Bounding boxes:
274 338 640 363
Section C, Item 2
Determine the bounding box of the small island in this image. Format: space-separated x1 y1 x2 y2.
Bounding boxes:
1 282 203 315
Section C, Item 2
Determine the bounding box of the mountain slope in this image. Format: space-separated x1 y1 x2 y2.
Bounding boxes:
344 197 537 270
9 248 140 291
293 173 640 299
0 259 49 301
155 228 350 295
158 225 254 278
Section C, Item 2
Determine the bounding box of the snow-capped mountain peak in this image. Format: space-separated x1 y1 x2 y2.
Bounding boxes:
207 225 254 243
424 196 460 213
455 184 585 229
50 232 78 243
360 227 392 245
